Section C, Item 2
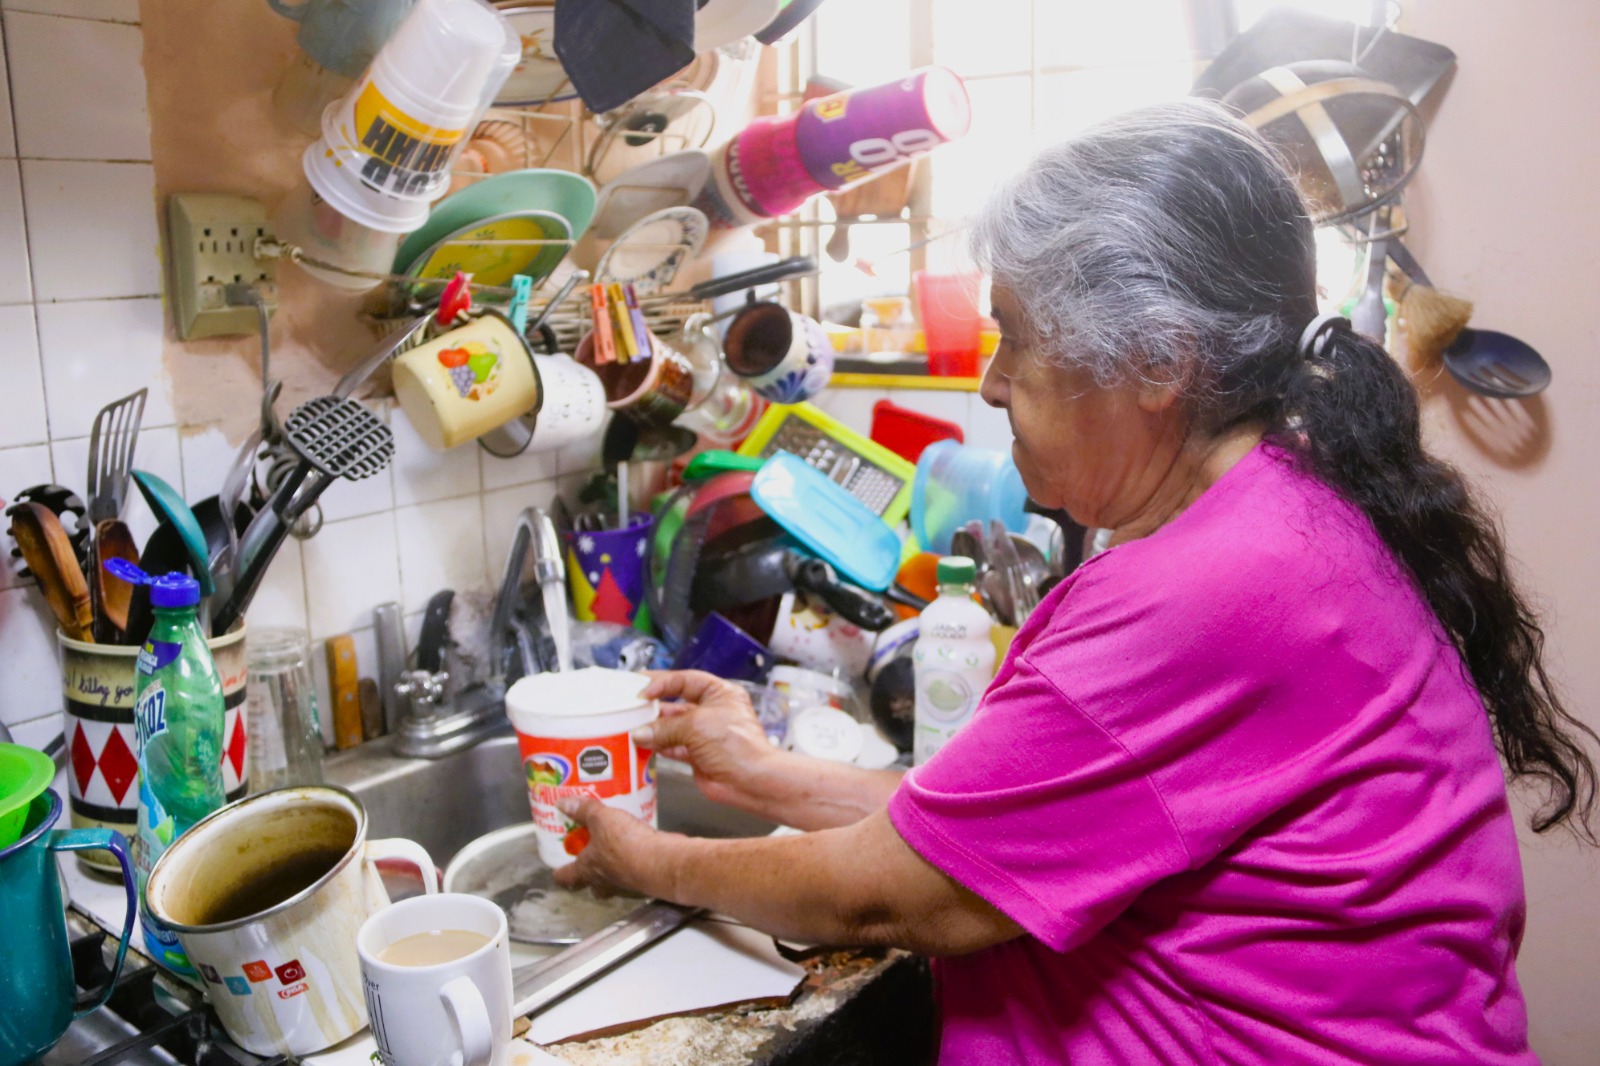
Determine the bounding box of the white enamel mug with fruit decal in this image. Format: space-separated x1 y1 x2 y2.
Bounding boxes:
393 312 542 450
358 893 514 1066
144 786 437 1057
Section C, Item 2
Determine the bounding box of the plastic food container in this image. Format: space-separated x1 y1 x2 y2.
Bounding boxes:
911 439 1029 554
305 0 517 232
504 669 659 868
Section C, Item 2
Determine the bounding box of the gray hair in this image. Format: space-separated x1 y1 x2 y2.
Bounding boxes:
972 99 1320 428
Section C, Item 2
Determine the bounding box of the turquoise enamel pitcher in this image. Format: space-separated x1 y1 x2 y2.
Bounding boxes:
0 790 135 1066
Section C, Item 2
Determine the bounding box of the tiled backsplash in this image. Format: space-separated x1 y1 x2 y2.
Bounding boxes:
0 2 1011 751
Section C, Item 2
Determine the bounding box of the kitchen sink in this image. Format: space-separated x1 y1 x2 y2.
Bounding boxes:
325 728 777 870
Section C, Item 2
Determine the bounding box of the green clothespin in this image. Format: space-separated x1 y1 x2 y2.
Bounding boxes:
508 274 534 334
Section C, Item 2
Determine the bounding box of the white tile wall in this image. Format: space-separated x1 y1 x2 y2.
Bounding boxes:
479 436 562 492
0 2 999 753
20 159 161 300
0 160 31 302
37 296 173 429
0 304 48 446
6 11 149 160
0 585 64 727
0 18 13 156
395 498 489 615
301 513 402 640
391 414 481 507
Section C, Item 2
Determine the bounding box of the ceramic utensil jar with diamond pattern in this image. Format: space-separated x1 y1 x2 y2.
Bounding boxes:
58 627 248 874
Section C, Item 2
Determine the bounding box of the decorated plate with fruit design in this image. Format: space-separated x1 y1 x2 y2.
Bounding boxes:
403 209 573 294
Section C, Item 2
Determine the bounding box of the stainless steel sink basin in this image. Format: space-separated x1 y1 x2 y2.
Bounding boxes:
325 729 776 869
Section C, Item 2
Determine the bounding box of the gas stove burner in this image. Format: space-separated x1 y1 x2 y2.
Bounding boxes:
43 918 288 1066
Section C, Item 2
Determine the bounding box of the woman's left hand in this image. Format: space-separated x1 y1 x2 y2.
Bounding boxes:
550 795 679 900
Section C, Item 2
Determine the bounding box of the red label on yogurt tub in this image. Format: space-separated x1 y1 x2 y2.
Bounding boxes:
517 730 656 860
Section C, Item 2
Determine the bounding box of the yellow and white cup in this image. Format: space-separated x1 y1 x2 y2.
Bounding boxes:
392 312 542 450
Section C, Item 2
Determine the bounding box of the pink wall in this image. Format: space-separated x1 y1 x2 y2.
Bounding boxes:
1400 3 1600 1060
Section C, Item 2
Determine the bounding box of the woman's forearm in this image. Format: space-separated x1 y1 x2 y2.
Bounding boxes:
636 812 1021 955
724 751 902 831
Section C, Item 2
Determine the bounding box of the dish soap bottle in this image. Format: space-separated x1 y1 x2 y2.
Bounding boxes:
126 565 225 974
912 556 995 764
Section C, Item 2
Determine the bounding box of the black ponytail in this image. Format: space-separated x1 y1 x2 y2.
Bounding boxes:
1278 327 1597 837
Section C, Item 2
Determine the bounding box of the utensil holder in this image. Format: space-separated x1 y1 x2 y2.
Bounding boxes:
57 627 248 873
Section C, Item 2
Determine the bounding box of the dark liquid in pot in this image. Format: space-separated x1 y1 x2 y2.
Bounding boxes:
191 845 350 925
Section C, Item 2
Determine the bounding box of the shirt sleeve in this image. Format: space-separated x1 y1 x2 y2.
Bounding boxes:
888 651 1192 953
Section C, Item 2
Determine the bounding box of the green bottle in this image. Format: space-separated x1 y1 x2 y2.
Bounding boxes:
129 568 224 975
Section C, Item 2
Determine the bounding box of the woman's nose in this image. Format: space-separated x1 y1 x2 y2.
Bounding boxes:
979 359 1009 409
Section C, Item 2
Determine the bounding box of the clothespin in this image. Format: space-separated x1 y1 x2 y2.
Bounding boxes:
623 284 652 359
608 282 638 361
436 271 473 329
590 284 617 365
508 274 533 334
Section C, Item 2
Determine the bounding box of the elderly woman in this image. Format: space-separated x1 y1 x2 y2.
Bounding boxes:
554 100 1596 1063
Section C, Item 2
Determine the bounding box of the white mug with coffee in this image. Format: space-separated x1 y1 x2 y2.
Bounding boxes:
358 893 514 1066
143 786 438 1057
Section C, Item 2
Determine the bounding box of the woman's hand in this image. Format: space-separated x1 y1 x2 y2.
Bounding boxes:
550 794 682 900
634 670 778 811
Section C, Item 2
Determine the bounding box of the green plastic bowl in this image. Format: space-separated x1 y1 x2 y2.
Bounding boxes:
0 743 56 849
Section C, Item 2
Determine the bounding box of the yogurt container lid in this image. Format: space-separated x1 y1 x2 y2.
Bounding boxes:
505 668 656 738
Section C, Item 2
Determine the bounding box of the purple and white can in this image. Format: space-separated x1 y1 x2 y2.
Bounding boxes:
795 66 972 192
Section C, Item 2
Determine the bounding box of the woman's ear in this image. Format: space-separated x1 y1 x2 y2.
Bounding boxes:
1136 382 1182 414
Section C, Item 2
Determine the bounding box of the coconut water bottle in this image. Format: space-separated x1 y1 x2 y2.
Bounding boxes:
912 556 995 764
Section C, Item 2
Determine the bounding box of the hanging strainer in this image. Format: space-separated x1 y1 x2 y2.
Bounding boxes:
1224 60 1425 225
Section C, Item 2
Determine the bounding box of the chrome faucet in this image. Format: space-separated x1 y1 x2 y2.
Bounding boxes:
392 506 567 759
392 668 507 760
489 507 569 680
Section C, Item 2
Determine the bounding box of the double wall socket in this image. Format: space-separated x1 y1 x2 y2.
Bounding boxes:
168 193 278 340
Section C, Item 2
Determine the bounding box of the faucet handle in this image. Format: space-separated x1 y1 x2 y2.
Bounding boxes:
395 669 449 707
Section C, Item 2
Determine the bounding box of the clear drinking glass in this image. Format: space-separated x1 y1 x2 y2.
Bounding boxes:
245 627 325 792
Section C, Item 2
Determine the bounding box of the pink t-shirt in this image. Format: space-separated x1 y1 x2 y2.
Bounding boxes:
889 442 1534 1065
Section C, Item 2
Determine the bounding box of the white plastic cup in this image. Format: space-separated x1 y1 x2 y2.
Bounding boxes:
307 0 515 229
504 669 659 868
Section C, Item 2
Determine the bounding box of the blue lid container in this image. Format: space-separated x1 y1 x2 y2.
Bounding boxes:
910 440 1029 553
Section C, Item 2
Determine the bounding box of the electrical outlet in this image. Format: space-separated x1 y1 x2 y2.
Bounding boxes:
168 193 278 340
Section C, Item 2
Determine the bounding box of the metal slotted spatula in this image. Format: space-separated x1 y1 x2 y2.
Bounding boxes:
213 396 394 636
86 389 147 525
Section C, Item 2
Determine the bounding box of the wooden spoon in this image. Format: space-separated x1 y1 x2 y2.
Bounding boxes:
93 519 140 643
8 502 93 642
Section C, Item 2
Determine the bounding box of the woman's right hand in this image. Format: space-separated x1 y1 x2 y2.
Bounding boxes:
634 670 777 810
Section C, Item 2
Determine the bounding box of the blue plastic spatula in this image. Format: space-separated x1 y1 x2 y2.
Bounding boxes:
749 452 900 592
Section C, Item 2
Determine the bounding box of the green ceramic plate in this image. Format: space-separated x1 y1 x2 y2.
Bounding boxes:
394 170 597 278
402 209 572 293
0 743 55 849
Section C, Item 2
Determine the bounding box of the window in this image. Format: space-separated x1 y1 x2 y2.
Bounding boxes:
794 0 1386 319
